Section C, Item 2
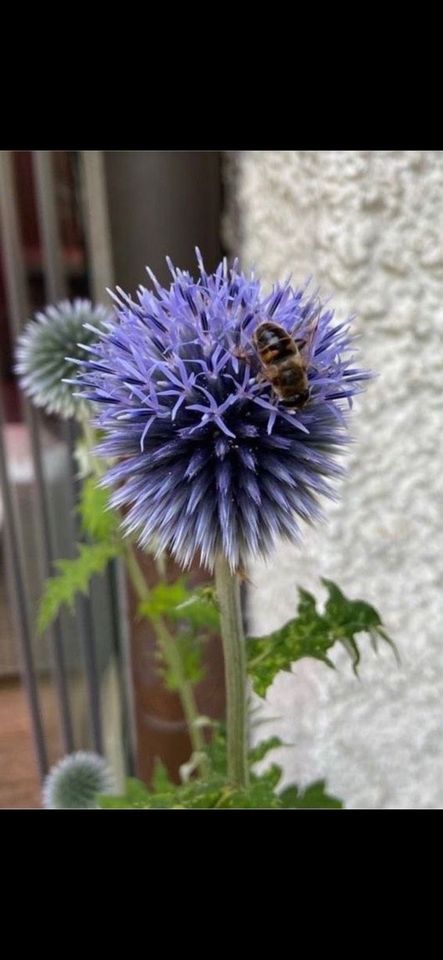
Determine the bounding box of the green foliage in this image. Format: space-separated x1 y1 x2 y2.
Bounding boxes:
38 541 120 634
139 580 219 631
152 759 175 793
279 781 342 809
139 579 190 618
99 777 152 809
97 731 342 809
78 475 120 542
215 778 282 809
205 725 229 776
97 771 341 809
171 586 220 631
98 773 223 810
139 579 220 689
37 474 123 634
248 736 286 765
164 633 205 689
247 578 397 697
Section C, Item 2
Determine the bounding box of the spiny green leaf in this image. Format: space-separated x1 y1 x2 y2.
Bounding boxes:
174 777 226 808
247 601 335 698
139 580 219 632
279 780 343 809
215 778 282 809
248 736 286 765
252 763 283 791
159 774 282 809
101 775 226 809
205 727 227 776
38 541 120 634
206 730 286 781
247 579 397 697
98 777 152 809
321 578 400 673
138 580 217 690
97 767 344 810
161 632 205 690
175 633 205 686
152 760 175 794
171 586 220 631
138 579 190 618
78 475 120 542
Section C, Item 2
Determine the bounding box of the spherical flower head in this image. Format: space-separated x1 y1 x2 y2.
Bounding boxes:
42 751 115 809
74 252 372 572
15 299 113 420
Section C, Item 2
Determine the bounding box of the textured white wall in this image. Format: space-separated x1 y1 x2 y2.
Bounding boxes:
223 151 443 809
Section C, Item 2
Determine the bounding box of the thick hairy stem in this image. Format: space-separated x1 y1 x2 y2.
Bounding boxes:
214 555 249 788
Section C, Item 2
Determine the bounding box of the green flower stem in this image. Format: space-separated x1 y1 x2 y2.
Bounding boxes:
153 616 209 777
123 541 151 602
123 543 209 778
214 555 249 789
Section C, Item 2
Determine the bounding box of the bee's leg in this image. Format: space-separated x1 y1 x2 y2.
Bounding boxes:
294 338 307 350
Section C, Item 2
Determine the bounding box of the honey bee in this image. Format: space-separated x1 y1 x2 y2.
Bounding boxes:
253 320 314 409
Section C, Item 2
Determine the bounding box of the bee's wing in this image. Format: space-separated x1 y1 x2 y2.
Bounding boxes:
291 308 319 348
304 313 321 357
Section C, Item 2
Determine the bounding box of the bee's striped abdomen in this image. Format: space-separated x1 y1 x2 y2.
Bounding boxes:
253 320 310 409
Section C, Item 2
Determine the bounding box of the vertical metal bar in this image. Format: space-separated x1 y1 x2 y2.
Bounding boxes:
109 557 136 775
80 150 136 771
0 389 48 777
76 150 119 752
32 150 102 750
32 152 67 302
0 149 74 756
0 152 29 323
65 418 104 753
80 152 114 302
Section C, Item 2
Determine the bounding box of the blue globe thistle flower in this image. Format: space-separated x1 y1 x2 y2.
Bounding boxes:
42 751 115 809
15 299 113 420
74 252 372 572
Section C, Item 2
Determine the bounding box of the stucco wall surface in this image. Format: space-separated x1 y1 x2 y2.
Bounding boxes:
223 151 443 809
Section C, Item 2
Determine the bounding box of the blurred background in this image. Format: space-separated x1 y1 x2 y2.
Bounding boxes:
1 150 442 808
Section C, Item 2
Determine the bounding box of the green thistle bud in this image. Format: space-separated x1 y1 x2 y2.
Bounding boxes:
42 751 115 809
15 299 113 421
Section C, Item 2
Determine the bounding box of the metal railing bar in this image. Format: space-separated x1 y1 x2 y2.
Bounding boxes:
65 418 104 753
80 151 136 772
32 152 67 302
0 388 48 778
0 150 74 756
79 152 114 303
33 150 102 751
109 557 136 775
27 409 75 754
